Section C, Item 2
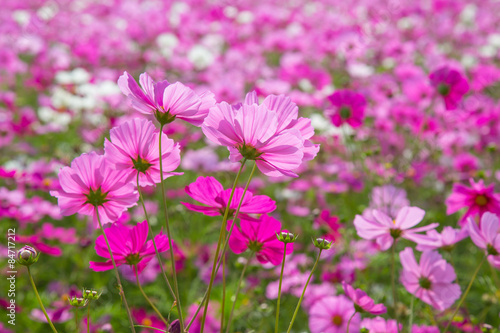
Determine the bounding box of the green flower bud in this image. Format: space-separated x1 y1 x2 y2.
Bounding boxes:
312 237 333 250
82 288 102 301
276 231 298 243
17 245 40 266
69 297 88 307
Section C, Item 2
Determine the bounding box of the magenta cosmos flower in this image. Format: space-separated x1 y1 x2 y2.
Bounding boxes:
354 206 438 250
228 214 293 265
327 89 367 128
181 176 275 219
399 247 461 311
468 212 500 269
308 295 360 333
429 66 469 110
342 281 386 315
118 71 215 126
445 178 500 226
361 317 402 333
50 152 138 227
104 118 181 186
89 220 169 274
202 94 316 177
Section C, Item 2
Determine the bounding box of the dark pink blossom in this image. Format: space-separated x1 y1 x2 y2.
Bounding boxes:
327 90 366 128
429 66 469 110
342 281 386 315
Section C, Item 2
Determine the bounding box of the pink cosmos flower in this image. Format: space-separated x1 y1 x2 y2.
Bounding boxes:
187 303 220 333
313 210 342 241
468 212 500 269
361 317 402 333
399 247 461 311
228 215 293 265
416 226 468 251
429 66 469 110
327 90 367 128
50 152 138 227
369 185 410 219
132 308 166 333
411 325 440 333
308 295 360 333
342 281 386 315
354 206 438 250
89 220 169 274
181 176 275 220
118 71 215 126
445 178 500 226
104 118 182 186
202 98 308 177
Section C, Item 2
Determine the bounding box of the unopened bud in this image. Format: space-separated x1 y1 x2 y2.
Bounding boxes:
69 297 88 307
82 288 101 301
17 246 40 266
313 237 333 250
276 231 298 243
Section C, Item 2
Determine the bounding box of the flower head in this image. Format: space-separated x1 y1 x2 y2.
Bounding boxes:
429 66 469 110
308 295 360 333
89 220 169 274
50 152 139 227
360 317 402 333
228 215 293 265
132 308 166 333
104 118 181 186
415 226 468 251
399 247 461 311
342 281 386 315
118 71 215 126
181 176 275 220
354 206 438 251
468 212 500 269
17 245 40 266
327 90 367 128
446 178 500 226
276 231 299 243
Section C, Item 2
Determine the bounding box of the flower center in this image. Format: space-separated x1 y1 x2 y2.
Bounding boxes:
142 318 153 326
419 276 432 289
238 143 263 160
339 106 352 119
85 188 109 207
390 228 402 239
437 84 450 96
125 253 141 265
154 109 177 126
332 314 343 326
475 195 488 206
487 244 499 256
247 240 263 252
132 156 152 173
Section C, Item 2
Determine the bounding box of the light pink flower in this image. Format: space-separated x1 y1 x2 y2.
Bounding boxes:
50 152 138 227
361 317 402 333
416 226 468 251
399 247 461 311
429 66 469 110
446 178 500 226
104 118 182 186
327 90 367 128
308 295 360 333
228 215 293 265
354 206 438 251
181 176 275 219
89 220 169 274
202 99 308 177
468 212 500 269
342 281 386 315
118 71 215 126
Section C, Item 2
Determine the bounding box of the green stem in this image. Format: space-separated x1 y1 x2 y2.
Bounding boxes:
75 308 79 332
443 255 486 333
27 266 58 333
199 160 247 332
275 243 287 333
346 311 356 333
134 265 169 326
286 249 323 333
137 174 176 300
133 325 167 332
96 209 136 333
158 123 184 330
87 304 90 333
391 242 400 333
220 240 226 333
408 296 414 333
225 252 254 333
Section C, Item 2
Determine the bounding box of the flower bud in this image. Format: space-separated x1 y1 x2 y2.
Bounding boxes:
69 297 88 307
17 245 40 266
276 231 298 243
481 324 493 333
312 237 333 250
82 288 102 301
168 319 181 333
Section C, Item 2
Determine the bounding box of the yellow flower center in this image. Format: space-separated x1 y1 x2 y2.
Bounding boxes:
332 315 343 326
475 195 488 206
142 318 152 326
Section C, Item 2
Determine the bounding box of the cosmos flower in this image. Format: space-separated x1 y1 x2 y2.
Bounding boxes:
429 66 469 110
118 71 215 126
308 295 360 333
228 214 293 265
445 178 500 226
104 118 182 186
181 176 275 219
132 308 166 333
354 206 438 251
50 152 138 227
415 226 468 251
399 247 461 311
327 90 367 128
89 220 169 274
342 281 386 315
468 212 500 269
360 317 402 333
